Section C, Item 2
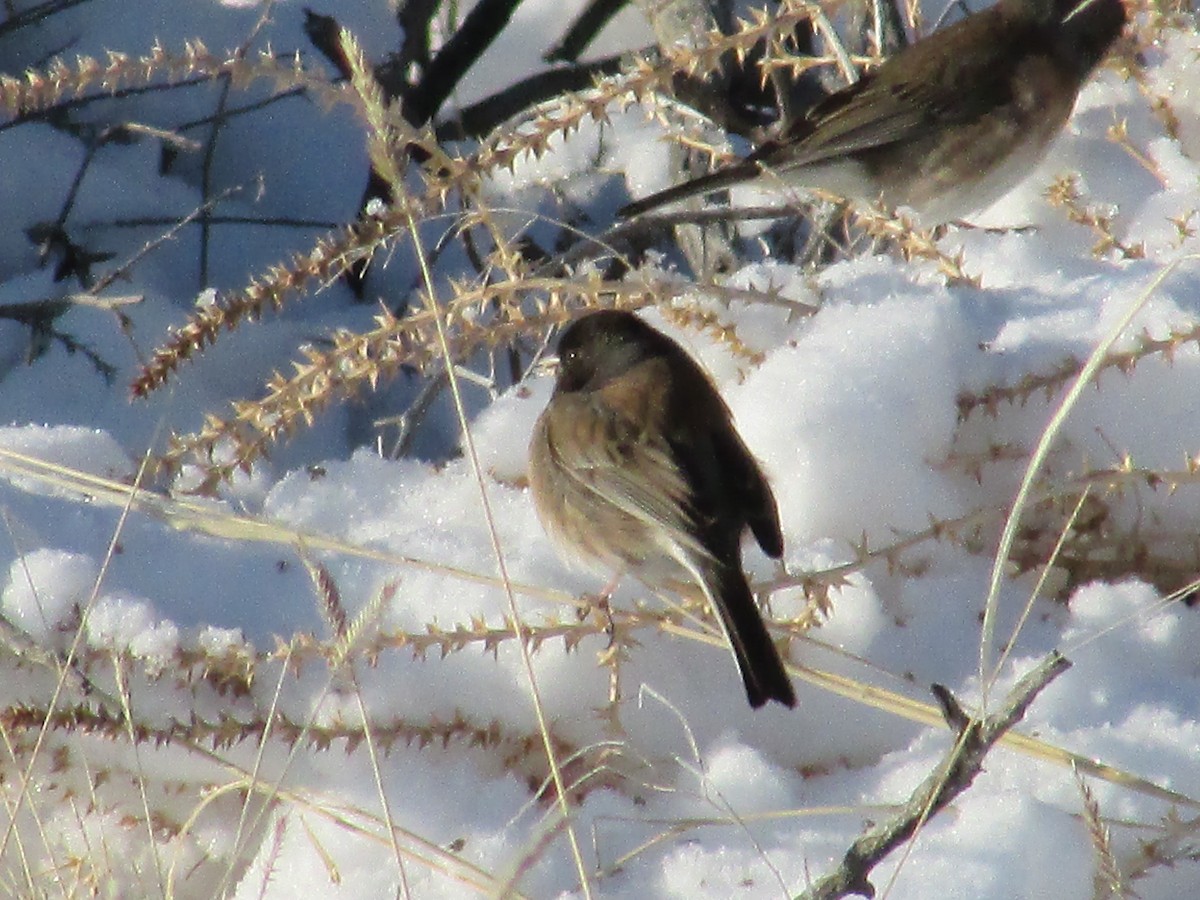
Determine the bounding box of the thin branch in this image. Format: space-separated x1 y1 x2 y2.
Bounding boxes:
436 53 630 140
545 0 630 62
403 0 527 124
0 0 95 38
799 652 1072 899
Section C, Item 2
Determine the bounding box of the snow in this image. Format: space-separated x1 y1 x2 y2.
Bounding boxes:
0 0 1198 898
2 548 98 643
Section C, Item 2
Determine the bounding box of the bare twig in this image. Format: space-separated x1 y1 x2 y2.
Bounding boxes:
799 652 1072 899
435 53 630 140
546 0 630 61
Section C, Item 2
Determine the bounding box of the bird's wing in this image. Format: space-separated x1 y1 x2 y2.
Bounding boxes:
711 424 784 559
547 391 712 563
665 396 783 561
755 12 1022 169
763 79 937 166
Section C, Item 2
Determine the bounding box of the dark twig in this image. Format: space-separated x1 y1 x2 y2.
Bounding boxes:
0 0 94 37
91 186 241 298
0 77 222 136
545 0 629 62
197 73 234 287
376 367 449 459
435 53 630 140
89 186 240 368
196 6 273 286
0 298 119 381
303 8 354 80
403 0 527 125
798 652 1072 900
173 87 306 136
392 0 441 78
83 214 338 231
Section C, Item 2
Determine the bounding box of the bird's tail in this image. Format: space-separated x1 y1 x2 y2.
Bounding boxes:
704 562 796 709
618 162 761 219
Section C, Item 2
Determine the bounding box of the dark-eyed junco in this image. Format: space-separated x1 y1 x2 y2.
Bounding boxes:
528 310 795 709
619 0 1126 223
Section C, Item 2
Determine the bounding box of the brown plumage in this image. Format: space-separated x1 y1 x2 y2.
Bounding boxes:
528 310 795 709
619 0 1127 223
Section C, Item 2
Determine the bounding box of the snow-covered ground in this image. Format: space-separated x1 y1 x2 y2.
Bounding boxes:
0 1 1198 897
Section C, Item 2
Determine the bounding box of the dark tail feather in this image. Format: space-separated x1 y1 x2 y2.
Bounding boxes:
617 162 761 219
706 564 796 709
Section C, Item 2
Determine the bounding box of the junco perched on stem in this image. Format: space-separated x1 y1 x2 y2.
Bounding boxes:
528 310 796 709
619 0 1126 223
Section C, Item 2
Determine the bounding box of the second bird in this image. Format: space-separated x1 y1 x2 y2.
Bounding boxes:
528 310 796 709
619 0 1127 223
